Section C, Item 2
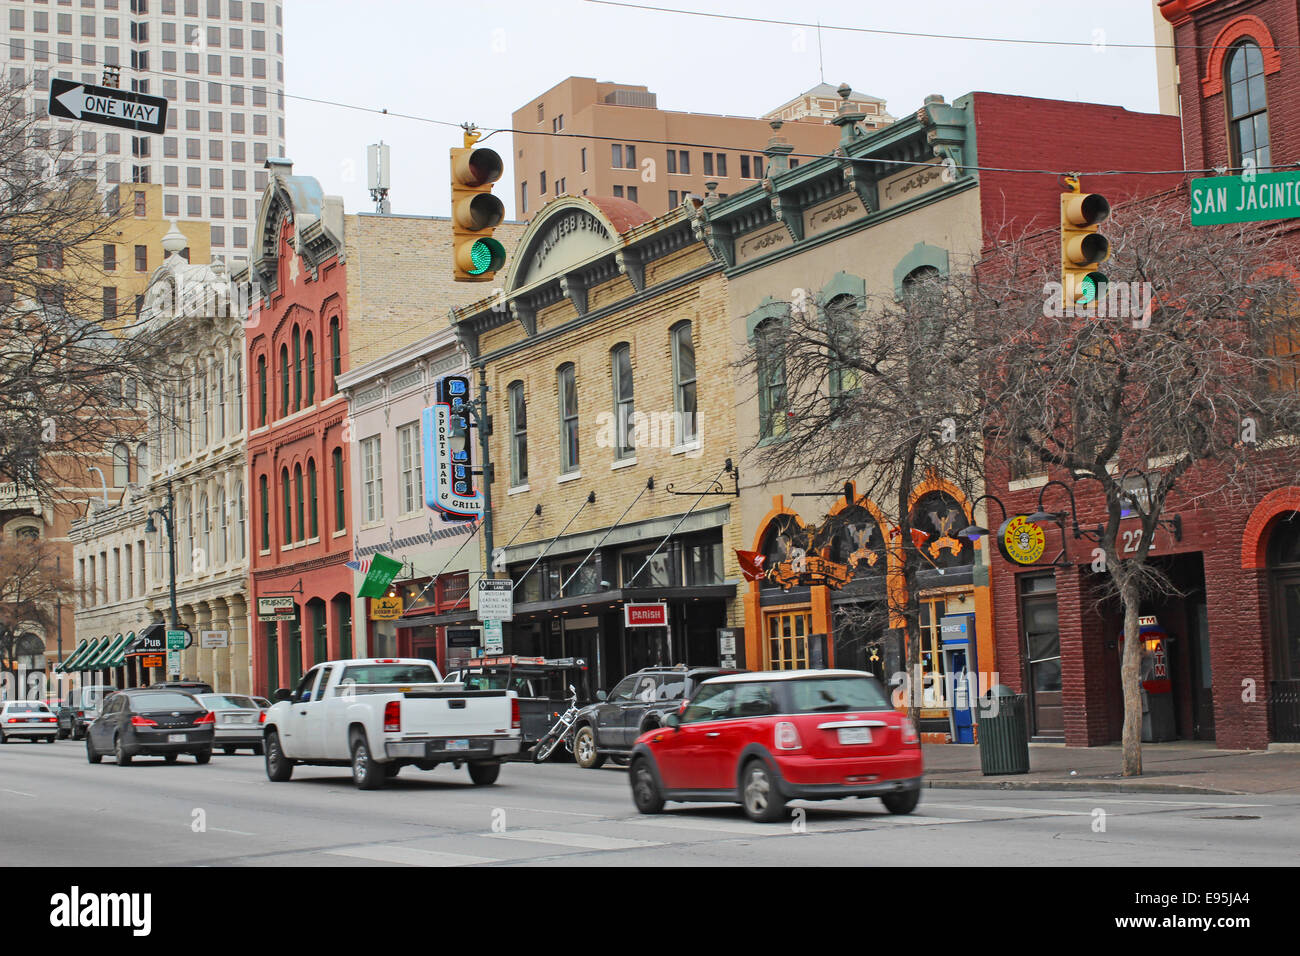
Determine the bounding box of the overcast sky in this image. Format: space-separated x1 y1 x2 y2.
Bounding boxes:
283 0 1164 221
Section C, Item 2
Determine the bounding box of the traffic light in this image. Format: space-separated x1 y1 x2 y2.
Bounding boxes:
1060 176 1109 309
451 130 506 282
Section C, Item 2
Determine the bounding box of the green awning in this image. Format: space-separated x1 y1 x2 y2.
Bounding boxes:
60 637 102 672
55 639 90 673
100 632 132 668
85 634 126 670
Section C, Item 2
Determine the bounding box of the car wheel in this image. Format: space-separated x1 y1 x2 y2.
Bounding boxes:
194 750 211 765
45 736 56 743
114 735 132 766
57 727 69 740
222 746 236 755
264 731 294 782
164 753 179 764
630 758 664 814
73 726 84 741
85 736 101 764
468 762 500 785
351 733 386 790
741 759 786 823
0 729 7 744
572 726 606 769
881 788 921 815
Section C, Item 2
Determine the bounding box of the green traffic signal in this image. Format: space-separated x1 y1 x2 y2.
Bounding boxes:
467 237 506 276
1076 271 1108 306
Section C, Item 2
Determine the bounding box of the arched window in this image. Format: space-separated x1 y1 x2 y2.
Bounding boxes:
216 488 227 565
292 325 302 412
199 491 210 568
215 358 226 440
136 443 149 481
304 331 315 406
235 480 246 560
307 458 318 539
233 353 243 431
824 293 861 399
754 318 787 439
332 447 345 534
281 469 291 546
509 381 528 486
1227 41 1270 172
611 343 634 460
198 365 209 447
256 354 267 426
294 464 304 542
671 321 697 444
558 363 579 473
259 474 269 551
182 494 194 569
329 316 341 394
112 442 130 486
279 345 289 418
181 384 192 455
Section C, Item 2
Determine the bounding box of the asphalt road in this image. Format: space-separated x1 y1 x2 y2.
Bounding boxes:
3 738 1296 866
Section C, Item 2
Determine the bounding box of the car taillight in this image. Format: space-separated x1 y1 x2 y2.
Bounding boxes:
130 716 157 727
43 716 57 722
195 711 215 725
511 697 520 730
902 718 919 745
5 718 19 724
384 700 401 733
258 711 267 724
75 711 84 718
775 721 802 750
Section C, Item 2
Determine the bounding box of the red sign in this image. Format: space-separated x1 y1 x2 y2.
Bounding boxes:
624 603 669 628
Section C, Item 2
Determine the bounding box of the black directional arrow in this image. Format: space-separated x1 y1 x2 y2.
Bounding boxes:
48 78 168 135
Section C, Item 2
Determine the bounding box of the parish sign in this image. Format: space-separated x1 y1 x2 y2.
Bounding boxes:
1190 170 1300 226
48 79 168 134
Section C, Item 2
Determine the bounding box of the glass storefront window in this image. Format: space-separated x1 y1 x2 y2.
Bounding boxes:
513 565 544 604
918 597 948 707
556 560 601 596
398 579 437 614
685 538 723 586
622 548 674 588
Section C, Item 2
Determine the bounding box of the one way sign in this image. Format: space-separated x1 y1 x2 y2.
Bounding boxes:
48 78 168 134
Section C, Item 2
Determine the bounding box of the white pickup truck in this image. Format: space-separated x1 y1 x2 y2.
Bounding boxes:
262 658 520 789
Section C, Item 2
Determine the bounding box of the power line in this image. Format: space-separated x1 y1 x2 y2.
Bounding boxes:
584 0 1300 52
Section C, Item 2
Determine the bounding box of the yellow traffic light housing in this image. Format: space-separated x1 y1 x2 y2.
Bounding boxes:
451 129 506 282
1061 176 1109 309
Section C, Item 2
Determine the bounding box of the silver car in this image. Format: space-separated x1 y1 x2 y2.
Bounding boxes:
193 693 264 755
1 700 59 742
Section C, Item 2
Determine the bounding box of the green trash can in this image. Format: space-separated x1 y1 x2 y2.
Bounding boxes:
978 685 1030 775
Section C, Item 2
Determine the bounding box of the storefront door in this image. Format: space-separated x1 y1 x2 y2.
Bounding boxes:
766 610 812 670
1020 576 1063 738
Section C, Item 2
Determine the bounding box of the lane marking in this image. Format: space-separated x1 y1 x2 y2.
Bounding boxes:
208 827 256 835
486 829 664 850
1 789 36 797
451 803 605 817
924 803 1084 816
1047 798 1271 808
615 815 768 835
327 845 498 867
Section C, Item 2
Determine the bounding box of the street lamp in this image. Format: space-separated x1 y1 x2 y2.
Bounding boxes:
143 479 180 631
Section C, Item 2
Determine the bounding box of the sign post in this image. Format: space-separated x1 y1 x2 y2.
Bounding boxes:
165 629 186 679
477 579 513 622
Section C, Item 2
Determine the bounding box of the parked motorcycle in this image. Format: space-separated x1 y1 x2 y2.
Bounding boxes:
532 685 580 763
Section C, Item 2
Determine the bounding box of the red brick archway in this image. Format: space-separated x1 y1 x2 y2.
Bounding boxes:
1200 15 1282 98
1241 487 1300 569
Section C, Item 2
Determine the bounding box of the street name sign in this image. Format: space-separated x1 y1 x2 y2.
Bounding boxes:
1190 171 1300 225
477 579 513 621
48 79 168 134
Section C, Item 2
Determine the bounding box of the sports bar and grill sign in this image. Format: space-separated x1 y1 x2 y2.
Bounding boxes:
624 603 669 628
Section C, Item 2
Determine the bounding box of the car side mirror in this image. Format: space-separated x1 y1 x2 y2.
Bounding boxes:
272 688 292 703
596 689 607 702
665 713 681 730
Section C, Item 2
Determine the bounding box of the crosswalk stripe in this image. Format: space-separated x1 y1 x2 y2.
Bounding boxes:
617 815 769 835
326 845 498 867
486 829 664 850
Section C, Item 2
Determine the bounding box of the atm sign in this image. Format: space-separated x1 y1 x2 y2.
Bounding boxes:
624 603 669 628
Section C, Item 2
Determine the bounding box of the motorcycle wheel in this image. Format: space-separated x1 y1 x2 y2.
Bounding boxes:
533 733 559 763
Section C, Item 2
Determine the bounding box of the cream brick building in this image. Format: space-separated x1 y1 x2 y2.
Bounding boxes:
450 195 744 692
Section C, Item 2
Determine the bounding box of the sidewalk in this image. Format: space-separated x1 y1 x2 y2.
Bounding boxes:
921 741 1300 795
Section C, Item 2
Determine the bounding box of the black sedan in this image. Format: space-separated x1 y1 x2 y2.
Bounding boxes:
85 689 216 766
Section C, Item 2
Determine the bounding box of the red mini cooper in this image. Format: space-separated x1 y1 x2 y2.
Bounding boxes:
628 670 923 822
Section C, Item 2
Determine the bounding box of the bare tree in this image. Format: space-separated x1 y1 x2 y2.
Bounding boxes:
740 270 986 728
979 189 1300 775
0 77 176 505
0 536 74 678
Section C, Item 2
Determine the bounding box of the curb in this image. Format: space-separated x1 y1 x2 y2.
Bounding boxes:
925 778 1243 796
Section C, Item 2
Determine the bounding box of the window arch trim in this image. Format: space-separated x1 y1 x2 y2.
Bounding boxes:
892 242 949 297
1202 17 1281 97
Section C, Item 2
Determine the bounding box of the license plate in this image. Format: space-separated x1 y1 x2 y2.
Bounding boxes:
227 714 252 723
445 739 470 751
168 733 187 743
838 727 872 745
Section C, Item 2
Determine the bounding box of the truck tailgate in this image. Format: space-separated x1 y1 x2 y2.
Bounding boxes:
398 690 514 737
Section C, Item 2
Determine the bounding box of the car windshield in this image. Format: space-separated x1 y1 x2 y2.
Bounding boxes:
79 688 116 708
339 664 439 685
788 676 890 714
129 692 201 711
198 694 257 709
4 702 46 712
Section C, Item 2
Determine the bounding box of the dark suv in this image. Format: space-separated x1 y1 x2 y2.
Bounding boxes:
571 666 740 769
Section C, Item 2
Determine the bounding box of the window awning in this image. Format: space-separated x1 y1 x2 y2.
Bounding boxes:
101 632 133 668
86 634 128 670
55 639 90 673
60 636 103 672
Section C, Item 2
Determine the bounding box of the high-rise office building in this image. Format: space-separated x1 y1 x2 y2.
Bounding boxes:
2 0 287 261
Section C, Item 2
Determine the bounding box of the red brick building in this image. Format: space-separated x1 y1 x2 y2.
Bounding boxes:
983 0 1300 750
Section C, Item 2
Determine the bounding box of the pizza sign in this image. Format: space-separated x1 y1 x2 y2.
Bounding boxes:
996 515 1047 566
